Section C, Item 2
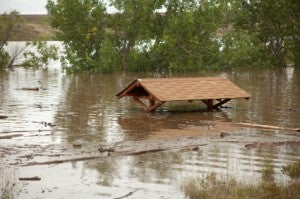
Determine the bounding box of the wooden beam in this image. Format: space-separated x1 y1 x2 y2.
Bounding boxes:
149 99 155 107
133 97 148 111
211 99 231 109
207 99 213 110
146 101 165 112
201 100 209 106
117 81 138 98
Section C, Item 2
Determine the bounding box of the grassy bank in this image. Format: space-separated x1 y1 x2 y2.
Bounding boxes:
182 161 300 199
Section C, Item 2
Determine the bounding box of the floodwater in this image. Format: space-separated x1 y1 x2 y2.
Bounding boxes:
0 59 300 198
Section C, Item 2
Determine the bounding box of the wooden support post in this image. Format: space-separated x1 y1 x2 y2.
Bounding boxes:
133 96 165 112
149 99 155 107
201 100 209 106
133 97 148 111
117 81 139 98
211 99 231 109
207 99 213 110
147 101 165 112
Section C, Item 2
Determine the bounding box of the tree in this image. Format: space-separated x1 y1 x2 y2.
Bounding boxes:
23 41 59 68
0 11 58 69
159 0 228 71
234 0 299 67
0 11 22 69
109 0 166 71
110 0 230 72
46 0 118 72
46 0 299 72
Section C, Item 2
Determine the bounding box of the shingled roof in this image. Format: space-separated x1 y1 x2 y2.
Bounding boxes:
117 77 250 112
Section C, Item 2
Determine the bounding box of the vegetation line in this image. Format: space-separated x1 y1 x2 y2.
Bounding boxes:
1 0 299 72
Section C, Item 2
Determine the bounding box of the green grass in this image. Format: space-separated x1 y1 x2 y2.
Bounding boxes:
182 161 300 199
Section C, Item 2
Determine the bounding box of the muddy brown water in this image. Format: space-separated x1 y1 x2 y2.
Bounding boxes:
0 66 299 198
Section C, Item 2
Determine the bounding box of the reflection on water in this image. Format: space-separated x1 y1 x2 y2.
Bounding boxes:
0 66 299 198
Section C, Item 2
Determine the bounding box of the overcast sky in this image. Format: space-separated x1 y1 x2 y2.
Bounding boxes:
0 0 48 14
0 0 116 14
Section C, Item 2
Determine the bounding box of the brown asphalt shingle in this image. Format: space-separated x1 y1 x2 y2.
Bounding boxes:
136 77 250 101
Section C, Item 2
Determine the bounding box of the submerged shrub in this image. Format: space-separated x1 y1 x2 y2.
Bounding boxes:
261 159 275 182
182 161 300 199
0 169 16 199
282 161 300 179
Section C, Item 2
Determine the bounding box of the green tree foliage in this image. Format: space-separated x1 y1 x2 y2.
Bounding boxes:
46 0 299 72
221 29 268 68
23 41 59 68
162 0 228 72
0 11 22 69
46 0 118 72
0 11 59 69
110 0 231 72
109 0 165 71
233 0 299 67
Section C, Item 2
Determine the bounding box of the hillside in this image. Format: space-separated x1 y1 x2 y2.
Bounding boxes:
10 14 58 41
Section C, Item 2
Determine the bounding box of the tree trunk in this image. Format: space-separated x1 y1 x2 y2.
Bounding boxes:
122 41 132 71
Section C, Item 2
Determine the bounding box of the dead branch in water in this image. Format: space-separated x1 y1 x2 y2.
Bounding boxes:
18 87 39 91
202 121 299 132
1 129 56 134
114 189 140 199
19 176 41 181
245 141 300 148
0 134 23 139
235 122 300 132
22 143 207 166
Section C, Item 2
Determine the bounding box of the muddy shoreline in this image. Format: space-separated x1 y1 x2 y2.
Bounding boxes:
1 120 299 168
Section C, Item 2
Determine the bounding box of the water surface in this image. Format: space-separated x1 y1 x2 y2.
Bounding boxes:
0 66 299 198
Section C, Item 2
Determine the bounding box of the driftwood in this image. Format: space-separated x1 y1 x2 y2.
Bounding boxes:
1 129 55 134
16 144 41 148
0 134 23 139
22 143 207 166
18 87 39 91
0 115 8 119
220 132 230 137
202 121 299 132
19 176 41 181
72 144 82 149
235 122 300 132
23 155 105 166
114 189 139 199
245 141 300 148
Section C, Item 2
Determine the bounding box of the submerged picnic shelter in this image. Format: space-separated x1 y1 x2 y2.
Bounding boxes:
116 77 251 112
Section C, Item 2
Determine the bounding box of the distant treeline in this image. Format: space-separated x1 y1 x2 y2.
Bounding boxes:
9 0 300 72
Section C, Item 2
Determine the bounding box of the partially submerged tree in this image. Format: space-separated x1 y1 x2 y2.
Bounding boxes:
46 0 119 72
23 41 59 68
45 0 299 72
0 11 22 69
233 0 299 67
0 11 59 69
162 0 228 71
109 0 165 71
